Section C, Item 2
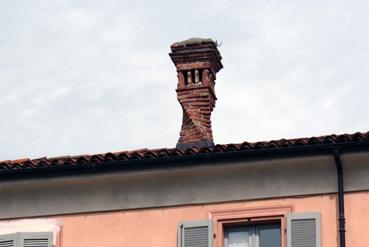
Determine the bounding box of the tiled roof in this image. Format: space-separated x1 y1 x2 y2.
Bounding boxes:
1 131 369 173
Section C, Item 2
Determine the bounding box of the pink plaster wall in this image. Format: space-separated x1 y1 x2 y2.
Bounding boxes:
57 193 342 247
345 191 369 246
5 192 368 247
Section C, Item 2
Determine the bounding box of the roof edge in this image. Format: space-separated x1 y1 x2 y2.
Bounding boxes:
1 131 369 180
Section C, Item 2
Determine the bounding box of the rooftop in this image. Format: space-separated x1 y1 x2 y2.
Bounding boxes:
1 131 368 177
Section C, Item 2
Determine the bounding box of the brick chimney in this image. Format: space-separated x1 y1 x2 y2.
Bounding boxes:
169 38 223 149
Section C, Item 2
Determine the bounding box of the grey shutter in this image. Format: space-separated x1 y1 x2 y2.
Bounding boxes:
178 220 213 247
287 212 321 247
0 233 18 247
19 232 53 247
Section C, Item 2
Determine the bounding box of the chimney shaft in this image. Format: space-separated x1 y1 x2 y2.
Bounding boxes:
169 38 223 149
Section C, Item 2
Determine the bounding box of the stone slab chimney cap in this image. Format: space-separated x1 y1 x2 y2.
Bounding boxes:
171 37 216 48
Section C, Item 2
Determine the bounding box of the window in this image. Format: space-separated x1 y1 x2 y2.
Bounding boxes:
224 224 281 247
210 205 320 247
0 232 53 247
177 206 321 247
210 205 293 247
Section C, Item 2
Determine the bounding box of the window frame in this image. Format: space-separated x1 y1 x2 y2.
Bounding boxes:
210 205 294 247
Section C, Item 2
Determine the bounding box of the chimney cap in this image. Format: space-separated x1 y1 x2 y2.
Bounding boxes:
169 37 223 73
171 37 216 48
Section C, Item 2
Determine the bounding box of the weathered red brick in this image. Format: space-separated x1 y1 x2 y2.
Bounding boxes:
169 38 223 149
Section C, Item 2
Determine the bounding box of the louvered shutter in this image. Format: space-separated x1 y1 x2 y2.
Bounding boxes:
287 212 321 247
178 220 213 247
0 233 18 247
19 232 53 247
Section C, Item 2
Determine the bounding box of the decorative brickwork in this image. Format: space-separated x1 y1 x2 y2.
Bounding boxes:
169 38 223 149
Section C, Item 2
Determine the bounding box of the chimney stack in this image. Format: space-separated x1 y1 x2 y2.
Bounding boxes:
169 38 223 149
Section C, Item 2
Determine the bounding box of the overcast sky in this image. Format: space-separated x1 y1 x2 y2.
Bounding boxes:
1 0 369 160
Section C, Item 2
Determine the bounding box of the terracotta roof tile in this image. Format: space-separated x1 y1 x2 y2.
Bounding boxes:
1 131 369 173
